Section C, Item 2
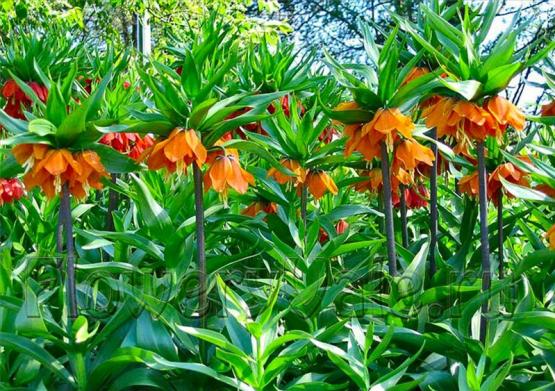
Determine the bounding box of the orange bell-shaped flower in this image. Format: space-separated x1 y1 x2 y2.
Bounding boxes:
143 128 206 173
305 170 338 200
12 144 108 199
484 95 525 136
204 151 254 197
267 159 306 185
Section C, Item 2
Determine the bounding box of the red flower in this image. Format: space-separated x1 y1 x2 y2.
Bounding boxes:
100 133 155 161
319 219 349 243
1 79 48 120
226 107 265 139
0 178 25 205
394 185 429 209
319 127 339 144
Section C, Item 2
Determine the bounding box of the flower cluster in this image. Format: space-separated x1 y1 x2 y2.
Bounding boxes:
267 159 337 200
2 79 48 120
12 144 108 198
353 168 428 209
458 161 529 205
341 105 414 160
0 178 25 205
100 132 154 160
423 95 525 152
142 128 207 174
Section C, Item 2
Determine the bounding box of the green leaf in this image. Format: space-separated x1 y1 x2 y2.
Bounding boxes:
28 119 56 136
500 177 555 203
0 333 75 385
130 174 174 241
90 144 140 174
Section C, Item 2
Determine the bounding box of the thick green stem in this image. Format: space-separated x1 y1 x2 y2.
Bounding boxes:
429 128 438 278
61 183 78 319
399 184 409 248
380 142 397 276
476 141 491 343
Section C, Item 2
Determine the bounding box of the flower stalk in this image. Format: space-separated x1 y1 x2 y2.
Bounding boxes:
105 174 118 231
193 163 207 326
476 141 491 343
380 142 397 276
300 183 308 230
61 182 78 319
498 192 504 279
399 184 409 248
429 128 438 277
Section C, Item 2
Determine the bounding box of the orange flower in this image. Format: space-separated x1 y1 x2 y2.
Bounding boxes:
344 108 414 161
484 95 525 135
267 159 306 185
536 184 555 198
305 170 338 200
459 162 528 203
142 128 206 173
423 97 496 144
393 139 435 183
401 67 429 86
546 224 555 249
335 101 360 111
458 171 479 198
541 101 555 117
204 152 254 196
488 162 528 204
242 200 277 217
353 169 383 193
12 144 108 198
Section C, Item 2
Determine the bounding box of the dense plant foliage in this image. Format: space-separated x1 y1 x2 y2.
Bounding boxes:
1 1 555 390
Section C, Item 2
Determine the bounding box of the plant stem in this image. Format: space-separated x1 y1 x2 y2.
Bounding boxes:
498 192 504 279
61 183 78 320
476 141 490 343
193 163 207 326
105 173 118 231
56 211 63 268
300 183 308 230
429 128 438 278
399 184 409 248
380 142 397 276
